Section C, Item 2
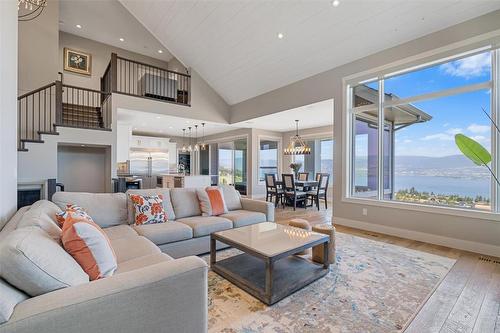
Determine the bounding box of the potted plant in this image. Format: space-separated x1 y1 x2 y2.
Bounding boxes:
289 162 302 179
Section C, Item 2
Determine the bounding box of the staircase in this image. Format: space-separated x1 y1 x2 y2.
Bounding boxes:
59 103 104 129
18 81 111 152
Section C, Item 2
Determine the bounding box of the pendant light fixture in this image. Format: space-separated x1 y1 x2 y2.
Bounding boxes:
194 125 199 152
188 126 193 152
181 129 187 152
284 120 311 155
200 123 207 150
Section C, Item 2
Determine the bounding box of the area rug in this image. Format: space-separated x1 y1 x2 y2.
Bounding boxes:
203 231 456 333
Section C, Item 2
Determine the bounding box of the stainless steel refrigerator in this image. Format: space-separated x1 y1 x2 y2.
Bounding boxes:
129 149 170 189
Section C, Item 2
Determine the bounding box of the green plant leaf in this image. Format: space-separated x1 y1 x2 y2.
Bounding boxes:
454 134 491 166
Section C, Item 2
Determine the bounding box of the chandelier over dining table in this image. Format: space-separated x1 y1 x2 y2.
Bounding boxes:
18 0 47 21
284 120 311 155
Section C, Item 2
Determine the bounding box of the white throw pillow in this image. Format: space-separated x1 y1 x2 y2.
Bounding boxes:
196 187 229 216
17 200 62 240
0 227 89 296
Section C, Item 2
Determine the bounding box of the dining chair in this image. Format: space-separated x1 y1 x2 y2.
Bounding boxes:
298 172 309 181
265 173 283 207
282 173 307 211
307 173 329 210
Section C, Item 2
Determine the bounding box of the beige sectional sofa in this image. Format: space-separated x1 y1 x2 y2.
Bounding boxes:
0 186 274 333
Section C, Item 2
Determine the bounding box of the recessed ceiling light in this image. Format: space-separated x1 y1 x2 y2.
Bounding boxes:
158 50 163 54
277 33 284 39
332 0 340 7
168 126 173 129
76 24 82 29
119 38 125 42
156 116 161 119
80 144 85 147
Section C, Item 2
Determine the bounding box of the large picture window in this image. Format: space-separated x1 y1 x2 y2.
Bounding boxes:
259 139 279 182
348 49 497 212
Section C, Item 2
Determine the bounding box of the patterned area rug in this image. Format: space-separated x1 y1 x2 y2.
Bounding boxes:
203 231 456 333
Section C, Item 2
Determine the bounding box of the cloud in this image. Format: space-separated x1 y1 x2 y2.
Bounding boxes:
445 128 462 135
421 133 454 141
439 52 491 79
470 135 489 144
467 123 489 134
443 123 450 127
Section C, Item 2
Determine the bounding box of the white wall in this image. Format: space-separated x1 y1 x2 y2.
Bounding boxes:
18 0 59 95
229 10 500 256
57 146 109 193
59 32 171 91
18 127 115 192
0 0 18 227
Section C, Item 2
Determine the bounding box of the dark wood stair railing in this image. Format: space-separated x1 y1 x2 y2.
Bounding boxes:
18 81 111 152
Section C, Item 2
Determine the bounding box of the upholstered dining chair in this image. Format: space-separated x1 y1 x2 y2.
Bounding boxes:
282 173 307 211
307 173 330 210
265 173 283 207
298 172 309 181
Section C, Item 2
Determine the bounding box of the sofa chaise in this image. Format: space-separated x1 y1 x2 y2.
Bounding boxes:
0 186 274 333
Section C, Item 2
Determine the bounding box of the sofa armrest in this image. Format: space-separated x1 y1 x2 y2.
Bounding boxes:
240 198 275 222
1 257 208 333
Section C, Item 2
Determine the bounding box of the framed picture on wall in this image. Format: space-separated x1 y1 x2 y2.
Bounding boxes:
63 48 92 76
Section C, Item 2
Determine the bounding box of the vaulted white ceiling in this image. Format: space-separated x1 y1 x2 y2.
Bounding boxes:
120 0 500 105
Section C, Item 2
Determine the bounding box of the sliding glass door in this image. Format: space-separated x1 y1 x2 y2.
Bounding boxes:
217 139 248 195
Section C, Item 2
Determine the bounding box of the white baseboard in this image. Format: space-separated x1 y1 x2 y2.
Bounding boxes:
334 217 500 257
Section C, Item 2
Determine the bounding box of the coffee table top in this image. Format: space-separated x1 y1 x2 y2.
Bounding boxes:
212 222 328 258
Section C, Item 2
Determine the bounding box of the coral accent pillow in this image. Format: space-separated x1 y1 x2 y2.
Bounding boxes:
197 187 228 216
56 204 94 226
61 214 117 281
129 194 167 225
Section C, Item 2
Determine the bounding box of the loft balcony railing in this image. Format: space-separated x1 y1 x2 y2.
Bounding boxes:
18 53 190 151
102 53 191 106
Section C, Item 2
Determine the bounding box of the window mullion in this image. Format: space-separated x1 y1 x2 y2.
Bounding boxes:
493 50 500 212
377 79 384 201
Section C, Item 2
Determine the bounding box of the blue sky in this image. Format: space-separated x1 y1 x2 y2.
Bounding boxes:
362 51 492 157
388 51 492 157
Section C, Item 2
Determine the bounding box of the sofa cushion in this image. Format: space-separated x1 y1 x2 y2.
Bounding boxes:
129 194 168 225
177 216 232 237
133 222 193 245
110 236 161 263
61 216 117 281
0 279 28 324
220 185 242 211
52 192 127 228
220 210 267 228
17 200 62 240
115 253 173 275
0 206 31 241
170 188 202 219
0 227 89 296
126 189 176 222
102 225 138 240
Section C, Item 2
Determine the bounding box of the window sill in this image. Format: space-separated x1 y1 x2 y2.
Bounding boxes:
341 196 500 222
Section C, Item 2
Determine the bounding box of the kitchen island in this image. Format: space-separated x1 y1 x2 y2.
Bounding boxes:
159 175 211 189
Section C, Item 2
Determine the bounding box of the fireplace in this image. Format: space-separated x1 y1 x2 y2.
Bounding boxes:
17 179 56 209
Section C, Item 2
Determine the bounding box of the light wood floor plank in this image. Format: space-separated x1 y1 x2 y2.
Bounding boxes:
404 254 478 333
474 261 500 333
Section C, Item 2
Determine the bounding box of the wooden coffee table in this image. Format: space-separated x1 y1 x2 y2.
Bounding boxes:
210 222 330 305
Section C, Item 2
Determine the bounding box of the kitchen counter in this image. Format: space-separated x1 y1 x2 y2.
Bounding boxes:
159 175 211 189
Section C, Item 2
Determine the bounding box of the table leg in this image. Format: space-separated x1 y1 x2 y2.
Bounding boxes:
210 236 216 267
265 258 274 301
323 240 330 269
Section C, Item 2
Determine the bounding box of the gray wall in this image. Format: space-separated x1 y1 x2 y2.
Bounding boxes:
18 0 59 95
0 0 18 228
229 10 500 254
57 145 110 193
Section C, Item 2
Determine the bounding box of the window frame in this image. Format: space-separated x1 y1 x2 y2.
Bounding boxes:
343 43 500 220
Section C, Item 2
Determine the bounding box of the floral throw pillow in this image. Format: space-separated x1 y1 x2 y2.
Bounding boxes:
129 194 167 225
56 204 94 226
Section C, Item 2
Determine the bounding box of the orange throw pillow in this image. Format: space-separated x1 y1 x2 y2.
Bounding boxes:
61 214 117 281
197 187 228 216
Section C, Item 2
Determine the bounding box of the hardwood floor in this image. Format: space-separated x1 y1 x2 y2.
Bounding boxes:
273 204 500 333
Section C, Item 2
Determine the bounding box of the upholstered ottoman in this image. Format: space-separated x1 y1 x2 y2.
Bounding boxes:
312 223 336 264
288 218 311 255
